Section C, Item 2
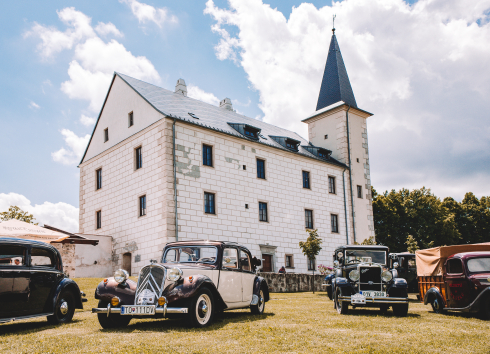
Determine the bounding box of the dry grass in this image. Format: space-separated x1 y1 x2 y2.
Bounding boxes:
1 277 489 353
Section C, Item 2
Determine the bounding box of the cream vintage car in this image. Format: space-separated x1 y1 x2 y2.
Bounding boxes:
92 240 269 328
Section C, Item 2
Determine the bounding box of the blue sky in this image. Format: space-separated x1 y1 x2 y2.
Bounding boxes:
1 0 489 231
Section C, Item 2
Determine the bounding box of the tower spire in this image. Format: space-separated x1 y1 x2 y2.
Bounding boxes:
316 23 357 111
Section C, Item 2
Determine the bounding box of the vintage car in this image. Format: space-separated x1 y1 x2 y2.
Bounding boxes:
0 238 85 324
323 245 409 316
389 253 418 293
423 252 490 319
92 240 270 328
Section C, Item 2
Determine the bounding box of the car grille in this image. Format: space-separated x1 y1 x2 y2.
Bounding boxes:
359 266 382 291
135 264 166 305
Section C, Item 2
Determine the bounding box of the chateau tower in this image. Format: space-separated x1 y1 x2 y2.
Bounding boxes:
302 28 375 243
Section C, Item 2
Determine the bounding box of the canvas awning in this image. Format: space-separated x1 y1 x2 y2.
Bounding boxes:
0 219 70 243
415 243 490 276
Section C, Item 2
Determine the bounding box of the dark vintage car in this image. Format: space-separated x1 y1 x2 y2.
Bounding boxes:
424 251 490 319
92 240 270 328
322 245 409 316
389 253 418 293
0 238 84 324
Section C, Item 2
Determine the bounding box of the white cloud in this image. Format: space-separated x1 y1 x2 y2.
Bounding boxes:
187 84 220 106
0 193 79 233
95 22 123 37
52 129 90 165
80 114 96 127
29 101 40 109
205 0 490 199
119 0 178 28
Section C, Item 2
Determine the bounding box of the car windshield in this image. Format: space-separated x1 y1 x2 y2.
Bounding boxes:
162 246 218 264
467 257 490 273
344 250 386 265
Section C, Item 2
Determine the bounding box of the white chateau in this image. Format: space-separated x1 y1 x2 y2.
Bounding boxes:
78 29 375 275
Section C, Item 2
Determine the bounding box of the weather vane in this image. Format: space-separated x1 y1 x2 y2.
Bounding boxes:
332 14 336 33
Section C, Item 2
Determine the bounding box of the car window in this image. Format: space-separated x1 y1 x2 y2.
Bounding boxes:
447 259 463 274
0 245 26 266
467 258 490 273
222 248 238 269
240 250 251 271
162 246 218 264
31 247 55 267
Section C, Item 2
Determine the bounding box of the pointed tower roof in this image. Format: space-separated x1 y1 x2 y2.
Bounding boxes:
316 29 357 111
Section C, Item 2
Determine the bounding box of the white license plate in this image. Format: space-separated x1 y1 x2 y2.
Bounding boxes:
351 293 366 304
361 291 386 298
120 305 156 315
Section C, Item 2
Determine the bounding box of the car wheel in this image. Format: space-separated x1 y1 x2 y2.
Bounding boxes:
251 288 266 314
187 288 214 328
380 305 389 314
391 289 409 317
47 291 75 324
96 300 132 329
335 288 349 315
327 287 333 300
431 297 445 314
481 297 490 320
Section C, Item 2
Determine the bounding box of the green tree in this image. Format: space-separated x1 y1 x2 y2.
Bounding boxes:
299 229 322 293
405 235 419 254
0 206 37 224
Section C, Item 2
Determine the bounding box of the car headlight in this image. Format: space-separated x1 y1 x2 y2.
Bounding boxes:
381 270 393 282
167 267 183 282
114 269 129 284
349 270 360 282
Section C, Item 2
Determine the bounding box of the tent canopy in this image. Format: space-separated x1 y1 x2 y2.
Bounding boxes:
415 243 490 276
0 219 69 243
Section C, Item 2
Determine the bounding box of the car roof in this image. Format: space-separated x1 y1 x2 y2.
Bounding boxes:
0 237 58 251
449 251 490 260
390 253 415 257
165 240 250 249
336 245 389 251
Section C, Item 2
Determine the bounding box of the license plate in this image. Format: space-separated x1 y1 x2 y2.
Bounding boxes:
351 293 366 304
361 291 386 298
120 305 156 315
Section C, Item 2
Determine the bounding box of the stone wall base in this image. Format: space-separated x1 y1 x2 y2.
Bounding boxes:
52 243 76 278
258 273 327 293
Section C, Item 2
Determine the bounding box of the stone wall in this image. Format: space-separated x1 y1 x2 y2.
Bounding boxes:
52 243 76 278
259 272 327 293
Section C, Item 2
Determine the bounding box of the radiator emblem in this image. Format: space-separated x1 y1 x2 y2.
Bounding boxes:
137 289 156 305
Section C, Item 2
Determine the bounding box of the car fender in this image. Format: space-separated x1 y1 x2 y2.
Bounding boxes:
324 273 335 285
94 277 137 305
465 287 490 312
424 286 444 306
333 277 350 288
163 275 226 310
388 278 408 291
253 276 270 302
48 278 84 312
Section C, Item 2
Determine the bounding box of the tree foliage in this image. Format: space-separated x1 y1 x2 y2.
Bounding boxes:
299 229 322 262
0 206 37 224
372 187 490 252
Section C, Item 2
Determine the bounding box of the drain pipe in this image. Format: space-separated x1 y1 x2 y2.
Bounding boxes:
346 105 356 243
172 118 178 241
342 168 349 244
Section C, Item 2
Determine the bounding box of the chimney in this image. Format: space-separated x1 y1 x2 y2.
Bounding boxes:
175 79 187 96
219 98 233 111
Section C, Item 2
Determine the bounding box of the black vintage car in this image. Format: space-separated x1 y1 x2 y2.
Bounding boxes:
92 240 269 328
0 238 84 324
389 253 418 293
323 245 409 316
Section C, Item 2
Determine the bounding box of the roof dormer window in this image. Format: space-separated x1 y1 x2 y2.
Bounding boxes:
228 123 261 141
301 145 332 160
269 136 301 152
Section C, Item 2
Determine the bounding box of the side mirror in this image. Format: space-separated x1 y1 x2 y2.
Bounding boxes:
333 260 339 268
252 257 262 267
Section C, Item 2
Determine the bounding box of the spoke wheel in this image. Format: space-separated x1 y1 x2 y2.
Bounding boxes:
188 288 214 328
47 291 75 324
251 289 265 314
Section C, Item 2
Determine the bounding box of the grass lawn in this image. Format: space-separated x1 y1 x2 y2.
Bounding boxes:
1 277 489 353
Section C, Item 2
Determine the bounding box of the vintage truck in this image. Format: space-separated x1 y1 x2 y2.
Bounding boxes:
416 243 490 319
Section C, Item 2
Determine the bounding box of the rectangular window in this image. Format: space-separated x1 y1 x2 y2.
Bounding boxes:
256 158 265 179
0 246 26 266
357 185 363 199
285 254 294 268
204 192 215 214
139 195 146 217
305 209 313 229
96 210 102 229
328 176 336 194
259 202 268 222
203 144 213 167
128 112 134 127
308 258 315 271
135 146 143 170
96 168 102 190
302 171 310 189
104 128 109 142
331 214 339 233
31 248 55 267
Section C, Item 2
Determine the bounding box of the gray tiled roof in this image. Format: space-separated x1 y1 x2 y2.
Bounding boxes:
86 72 346 168
316 32 357 111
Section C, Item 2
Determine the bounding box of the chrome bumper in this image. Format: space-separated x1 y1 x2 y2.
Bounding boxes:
339 296 408 304
92 304 188 316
